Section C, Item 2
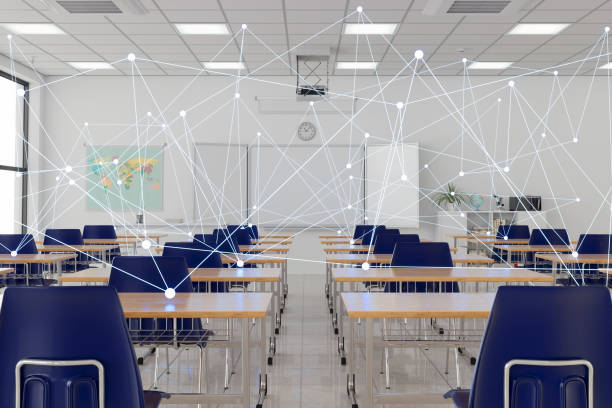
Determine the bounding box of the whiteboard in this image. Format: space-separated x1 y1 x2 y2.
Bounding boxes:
193 144 248 225
365 144 419 228
249 145 364 228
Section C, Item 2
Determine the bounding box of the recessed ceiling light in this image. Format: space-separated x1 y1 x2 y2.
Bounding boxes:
508 23 569 35
336 61 378 70
344 23 397 35
599 62 612 69
468 61 512 70
174 23 229 35
69 61 114 70
2 23 64 35
203 61 245 70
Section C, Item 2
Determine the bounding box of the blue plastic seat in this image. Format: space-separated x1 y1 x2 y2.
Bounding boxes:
445 286 612 407
162 242 226 292
386 242 457 293
43 228 90 271
525 229 570 272
373 233 419 254
0 286 165 407
571 234 612 285
361 225 386 246
193 234 215 248
494 225 530 262
82 224 120 260
227 226 252 245
212 229 240 253
0 234 42 286
247 225 259 239
353 225 372 240
108 256 210 345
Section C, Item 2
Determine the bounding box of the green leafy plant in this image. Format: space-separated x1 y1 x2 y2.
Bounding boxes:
434 183 466 209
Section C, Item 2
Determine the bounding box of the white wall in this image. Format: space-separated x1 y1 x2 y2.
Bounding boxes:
30 73 612 275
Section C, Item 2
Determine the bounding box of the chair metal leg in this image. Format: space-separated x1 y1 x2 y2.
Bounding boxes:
165 347 170 374
152 347 159 389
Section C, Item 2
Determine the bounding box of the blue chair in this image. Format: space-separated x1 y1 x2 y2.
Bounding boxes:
43 228 89 271
494 225 530 263
445 286 612 407
247 225 259 239
572 234 612 285
83 224 120 260
193 234 215 248
382 228 400 235
0 286 166 407
353 225 372 240
0 234 42 286
386 242 457 293
525 229 570 272
373 233 419 254
212 229 240 253
227 226 252 245
162 242 226 292
361 225 386 246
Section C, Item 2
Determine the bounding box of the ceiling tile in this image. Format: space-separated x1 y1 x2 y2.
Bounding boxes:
521 9 589 23
284 0 347 10
74 34 131 44
225 10 284 23
155 0 219 9
221 0 282 9
452 23 513 35
164 10 225 22
285 10 345 23
398 23 456 35
115 23 176 35
130 34 184 44
0 10 50 23
59 23 121 35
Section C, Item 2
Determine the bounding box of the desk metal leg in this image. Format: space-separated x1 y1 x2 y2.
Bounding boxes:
347 317 357 408
257 314 268 408
338 285 346 365
365 318 374 408
325 262 330 299
241 318 250 408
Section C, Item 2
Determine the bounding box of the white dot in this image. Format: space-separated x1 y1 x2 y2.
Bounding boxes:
424 164 429 168
508 80 515 87
503 166 510 173
252 205 257 210
84 122 88 127
164 288 175 299
179 110 186 117
346 163 352 169
16 88 25 97
116 179 122 185
10 251 17 257
503 236 508 241
256 131 261 136
572 251 578 258
187 231 192 236
347 204 353 209
350 239 355 245
573 137 578 143
237 259 245 267
460 212 465 217
241 24 247 29
462 57 467 63
337 230 342 235
161 123 166 128
68 179 75 185
309 101 314 106
15 172 21 178
55 176 60 181
401 174 407 181
364 216 369 220
396 101 404 109
414 49 424 59
235 93 240 99
112 159 119 165
127 53 136 62
349 175 354 180
459 171 464 177
147 111 152 116
364 132 370 138
7 34 12 40
576 197 581 202
498 97 502 102
486 231 491 236
65 165 72 173
450 191 455 196
356 6 363 12
248 223 253 227
541 132 546 138
361 262 370 270
606 26 610 33
553 70 558 76
141 239 151 250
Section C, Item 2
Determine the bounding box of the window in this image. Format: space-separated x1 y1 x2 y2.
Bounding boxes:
0 70 28 233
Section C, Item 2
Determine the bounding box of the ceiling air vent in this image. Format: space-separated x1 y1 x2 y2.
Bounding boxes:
57 1 122 13
447 1 510 13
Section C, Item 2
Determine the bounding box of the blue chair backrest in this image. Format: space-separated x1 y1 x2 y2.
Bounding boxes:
43 228 84 245
247 225 259 239
374 233 419 254
361 225 386 245
193 234 215 248
576 234 612 254
212 229 239 253
353 225 372 240
0 234 37 254
529 229 569 246
391 242 453 267
496 224 530 239
383 228 400 235
82 225 117 239
0 286 146 407
469 286 612 408
162 242 222 268
231 227 252 245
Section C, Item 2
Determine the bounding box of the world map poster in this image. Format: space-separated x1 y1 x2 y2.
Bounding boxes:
86 145 163 210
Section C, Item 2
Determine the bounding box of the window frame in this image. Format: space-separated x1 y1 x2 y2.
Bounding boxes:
0 69 29 233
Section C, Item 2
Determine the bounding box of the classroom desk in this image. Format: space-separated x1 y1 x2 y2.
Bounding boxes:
448 234 491 248
252 239 292 245
323 245 459 254
116 233 167 244
319 235 351 239
321 239 362 245
118 292 271 408
341 292 494 407
239 245 290 254
493 244 572 265
536 253 612 285
0 268 14 275
38 244 117 266
262 235 292 239
0 254 76 284
83 238 139 254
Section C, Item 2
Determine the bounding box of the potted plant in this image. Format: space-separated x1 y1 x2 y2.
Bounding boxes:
434 183 465 210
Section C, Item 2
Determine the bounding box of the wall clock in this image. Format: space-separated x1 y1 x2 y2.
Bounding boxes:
297 121 316 141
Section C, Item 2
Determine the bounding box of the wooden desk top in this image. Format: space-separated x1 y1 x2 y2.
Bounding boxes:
239 245 290 253
0 268 14 275
188 267 281 282
323 245 372 253
466 238 530 245
449 234 491 239
493 245 572 253
83 238 137 245
119 292 272 319
327 253 491 265
263 235 292 239
341 292 495 319
319 235 351 239
321 239 361 245
38 245 117 253
116 234 167 239
0 254 77 263
332 267 552 283
221 254 286 264
252 240 292 245
536 253 612 264
58 268 110 282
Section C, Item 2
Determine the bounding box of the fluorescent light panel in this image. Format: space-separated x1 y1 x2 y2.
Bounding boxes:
336 61 378 70
203 61 245 70
69 61 114 70
344 23 397 35
175 23 229 35
2 23 64 35
468 61 512 70
598 62 612 69
508 23 569 35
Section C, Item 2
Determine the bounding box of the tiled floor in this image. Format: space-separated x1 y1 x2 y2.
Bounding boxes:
140 274 477 407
